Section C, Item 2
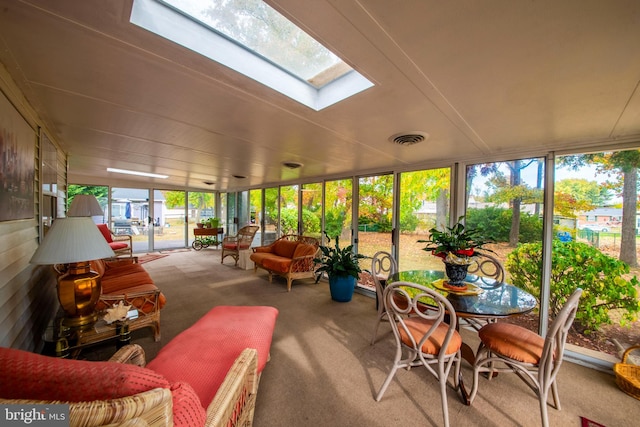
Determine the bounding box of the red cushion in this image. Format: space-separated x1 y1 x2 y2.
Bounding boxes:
170 382 206 427
0 347 169 402
97 224 113 243
147 306 278 408
109 242 129 250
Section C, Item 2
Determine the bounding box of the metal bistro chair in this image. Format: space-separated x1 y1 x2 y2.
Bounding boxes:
375 281 462 427
369 251 398 345
469 288 583 427
461 252 506 331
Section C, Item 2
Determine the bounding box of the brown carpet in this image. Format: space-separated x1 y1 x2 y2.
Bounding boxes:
92 249 640 426
137 253 169 264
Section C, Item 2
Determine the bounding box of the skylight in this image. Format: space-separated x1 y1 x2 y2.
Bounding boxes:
130 0 373 110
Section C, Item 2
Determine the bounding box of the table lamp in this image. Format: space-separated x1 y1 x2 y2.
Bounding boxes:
30 216 115 329
67 194 104 217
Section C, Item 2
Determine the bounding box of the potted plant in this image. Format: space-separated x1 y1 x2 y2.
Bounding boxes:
418 216 492 289
314 232 366 302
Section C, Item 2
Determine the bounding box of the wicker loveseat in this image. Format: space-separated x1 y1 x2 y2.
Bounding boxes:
250 234 319 291
0 305 279 427
91 257 166 342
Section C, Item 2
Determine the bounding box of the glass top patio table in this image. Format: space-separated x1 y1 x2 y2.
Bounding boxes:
388 270 537 319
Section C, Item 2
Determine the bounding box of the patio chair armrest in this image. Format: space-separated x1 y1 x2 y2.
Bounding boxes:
112 234 133 244
108 344 147 367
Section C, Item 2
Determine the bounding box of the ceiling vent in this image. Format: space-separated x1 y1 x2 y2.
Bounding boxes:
389 132 429 146
283 161 303 169
232 174 247 179
203 181 215 186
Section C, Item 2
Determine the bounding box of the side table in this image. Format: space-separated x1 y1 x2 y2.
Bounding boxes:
42 309 139 358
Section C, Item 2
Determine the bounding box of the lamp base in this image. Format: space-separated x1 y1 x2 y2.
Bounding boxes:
57 261 102 330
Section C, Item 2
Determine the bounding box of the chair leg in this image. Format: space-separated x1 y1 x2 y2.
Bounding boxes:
375 364 399 402
438 365 451 427
370 311 387 345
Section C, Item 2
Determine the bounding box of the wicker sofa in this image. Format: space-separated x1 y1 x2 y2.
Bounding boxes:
0 305 279 427
250 234 319 291
91 257 166 342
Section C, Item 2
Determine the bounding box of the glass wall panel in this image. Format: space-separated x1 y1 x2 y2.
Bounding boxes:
324 178 353 243
357 174 393 252
155 190 186 250
67 185 108 224
187 191 216 248
301 182 322 239
220 192 227 237
264 187 279 244
237 190 251 227
226 192 237 236
111 188 151 253
280 185 299 235
398 168 450 271
554 150 640 359
465 158 544 333
249 189 262 244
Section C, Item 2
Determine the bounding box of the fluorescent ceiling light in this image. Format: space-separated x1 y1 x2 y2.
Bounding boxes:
107 168 169 179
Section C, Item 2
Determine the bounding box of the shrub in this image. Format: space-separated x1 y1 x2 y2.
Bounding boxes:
506 240 640 334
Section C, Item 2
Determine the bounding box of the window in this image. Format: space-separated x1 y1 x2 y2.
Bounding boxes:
131 0 374 110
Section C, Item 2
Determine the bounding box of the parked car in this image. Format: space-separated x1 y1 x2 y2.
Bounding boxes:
579 224 610 232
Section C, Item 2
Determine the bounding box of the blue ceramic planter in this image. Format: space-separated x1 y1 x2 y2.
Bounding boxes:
329 275 356 302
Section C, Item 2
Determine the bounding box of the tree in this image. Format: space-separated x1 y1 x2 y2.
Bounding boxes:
559 151 640 266
67 185 108 211
482 160 543 246
164 191 214 224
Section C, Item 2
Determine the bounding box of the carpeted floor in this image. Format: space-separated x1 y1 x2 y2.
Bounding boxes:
89 249 639 426
136 253 169 264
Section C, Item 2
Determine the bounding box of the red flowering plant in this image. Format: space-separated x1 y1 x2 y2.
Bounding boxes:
418 216 493 265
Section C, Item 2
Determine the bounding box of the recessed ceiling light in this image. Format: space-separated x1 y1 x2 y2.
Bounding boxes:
388 131 429 146
107 168 169 179
283 161 303 169
232 174 247 179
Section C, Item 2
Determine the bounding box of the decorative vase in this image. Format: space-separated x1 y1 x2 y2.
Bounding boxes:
443 261 469 289
329 275 356 302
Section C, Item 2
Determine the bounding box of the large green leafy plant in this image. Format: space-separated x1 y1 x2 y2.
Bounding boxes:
506 240 640 334
418 216 492 260
314 232 366 279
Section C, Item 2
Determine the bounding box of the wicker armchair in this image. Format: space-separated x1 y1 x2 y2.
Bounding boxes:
97 223 133 258
221 225 260 266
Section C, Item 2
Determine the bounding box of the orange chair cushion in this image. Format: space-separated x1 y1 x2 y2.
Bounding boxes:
97 223 113 243
478 322 545 364
147 306 278 409
292 243 317 258
399 317 462 356
261 255 292 273
272 239 299 258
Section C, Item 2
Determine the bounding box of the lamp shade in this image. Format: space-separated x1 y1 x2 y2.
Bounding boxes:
68 194 104 217
30 217 115 265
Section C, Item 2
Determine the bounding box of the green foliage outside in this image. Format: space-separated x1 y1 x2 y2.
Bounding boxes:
324 209 346 239
67 185 108 210
465 207 542 243
506 240 640 334
314 232 366 279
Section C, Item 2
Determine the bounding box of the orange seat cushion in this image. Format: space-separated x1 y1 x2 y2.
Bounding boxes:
399 317 462 356
261 255 292 273
478 322 544 364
